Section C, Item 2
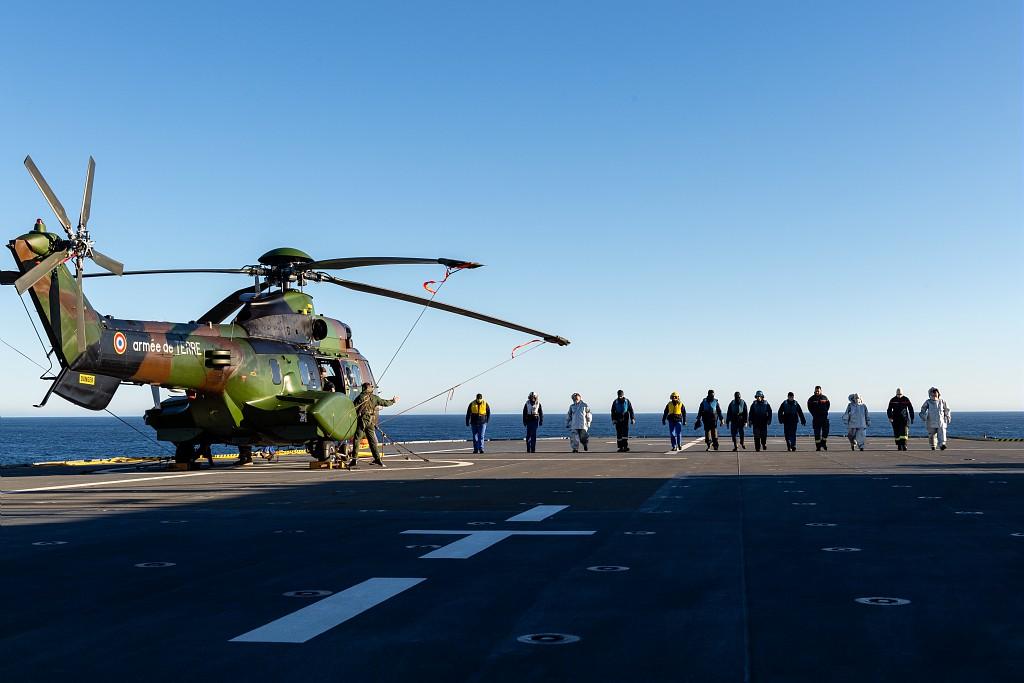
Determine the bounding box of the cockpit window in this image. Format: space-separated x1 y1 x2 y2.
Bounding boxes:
298 356 319 387
269 358 282 385
342 361 362 398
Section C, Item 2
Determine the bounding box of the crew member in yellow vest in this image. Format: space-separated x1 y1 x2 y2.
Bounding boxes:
466 393 492 454
662 392 688 451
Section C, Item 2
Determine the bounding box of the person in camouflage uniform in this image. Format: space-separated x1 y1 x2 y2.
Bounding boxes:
348 382 399 468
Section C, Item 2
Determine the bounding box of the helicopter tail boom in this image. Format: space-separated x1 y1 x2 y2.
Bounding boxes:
7 228 102 369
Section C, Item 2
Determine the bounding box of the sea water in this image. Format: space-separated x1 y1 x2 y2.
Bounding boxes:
1 412 1021 466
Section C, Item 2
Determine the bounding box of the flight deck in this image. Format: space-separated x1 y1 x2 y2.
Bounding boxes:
3 436 1022 682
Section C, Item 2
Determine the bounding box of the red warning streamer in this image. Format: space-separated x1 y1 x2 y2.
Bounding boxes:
511 339 543 359
423 265 467 295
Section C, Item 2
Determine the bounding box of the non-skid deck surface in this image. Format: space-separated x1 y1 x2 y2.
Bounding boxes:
3 436 1022 682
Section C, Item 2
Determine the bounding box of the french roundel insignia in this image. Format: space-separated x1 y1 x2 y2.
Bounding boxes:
113 331 127 355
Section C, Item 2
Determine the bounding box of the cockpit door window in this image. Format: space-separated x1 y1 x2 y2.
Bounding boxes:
342 361 362 399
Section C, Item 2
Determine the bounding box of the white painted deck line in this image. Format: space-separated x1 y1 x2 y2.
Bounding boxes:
5 471 217 493
230 578 425 643
401 529 596 559
415 531 513 558
506 504 569 522
664 438 705 455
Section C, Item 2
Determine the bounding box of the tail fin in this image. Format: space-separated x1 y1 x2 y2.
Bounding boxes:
7 222 101 368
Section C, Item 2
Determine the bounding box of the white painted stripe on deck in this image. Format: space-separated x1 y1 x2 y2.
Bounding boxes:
230 578 425 643
664 438 704 455
506 504 568 522
3 460 477 493
417 531 513 558
4 471 217 493
401 530 596 559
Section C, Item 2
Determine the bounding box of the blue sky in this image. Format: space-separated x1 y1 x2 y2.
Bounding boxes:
0 1 1020 415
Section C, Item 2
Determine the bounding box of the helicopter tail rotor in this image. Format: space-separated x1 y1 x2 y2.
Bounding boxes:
14 156 127 353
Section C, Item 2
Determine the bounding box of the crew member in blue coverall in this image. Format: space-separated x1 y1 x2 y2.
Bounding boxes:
778 392 806 451
726 391 748 451
522 392 544 453
695 390 725 452
610 389 636 452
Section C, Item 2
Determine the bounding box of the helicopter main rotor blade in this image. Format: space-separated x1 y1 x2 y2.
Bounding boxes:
0 270 21 285
320 274 570 346
24 156 73 235
82 268 251 278
302 257 482 271
198 280 273 324
14 248 70 295
79 156 95 230
89 249 124 276
75 262 87 354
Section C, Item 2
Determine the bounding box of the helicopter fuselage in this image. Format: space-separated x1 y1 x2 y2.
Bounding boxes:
9 227 373 454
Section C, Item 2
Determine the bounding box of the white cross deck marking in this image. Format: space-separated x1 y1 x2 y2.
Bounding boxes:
401 530 595 559
506 504 568 522
230 578 425 643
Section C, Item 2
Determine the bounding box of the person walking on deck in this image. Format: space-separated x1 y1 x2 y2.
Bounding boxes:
695 390 724 451
843 393 870 451
610 390 636 452
920 387 952 451
887 388 915 451
566 393 593 453
749 391 772 451
778 392 806 451
807 386 831 451
466 393 491 454
726 391 748 451
523 392 544 453
662 392 687 451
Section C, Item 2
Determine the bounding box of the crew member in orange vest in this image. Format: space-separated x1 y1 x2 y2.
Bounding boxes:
466 394 491 454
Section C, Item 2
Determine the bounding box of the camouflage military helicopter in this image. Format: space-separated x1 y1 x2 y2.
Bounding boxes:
2 157 570 464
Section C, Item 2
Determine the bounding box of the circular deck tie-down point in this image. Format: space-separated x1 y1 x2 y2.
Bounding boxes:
855 597 910 606
517 633 581 645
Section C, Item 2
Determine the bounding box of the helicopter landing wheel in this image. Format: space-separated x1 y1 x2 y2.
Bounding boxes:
311 439 333 462
174 441 198 464
330 441 349 467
